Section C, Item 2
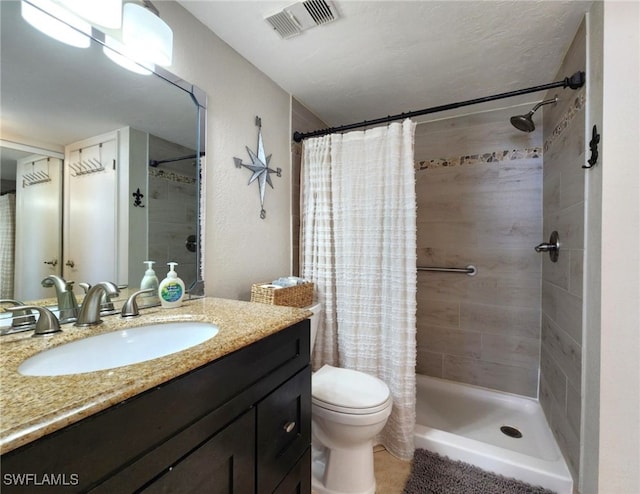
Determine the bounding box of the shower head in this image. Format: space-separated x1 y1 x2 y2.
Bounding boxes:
510 97 558 132
510 112 536 132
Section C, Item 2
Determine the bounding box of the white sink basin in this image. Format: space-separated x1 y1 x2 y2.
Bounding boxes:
19 322 219 376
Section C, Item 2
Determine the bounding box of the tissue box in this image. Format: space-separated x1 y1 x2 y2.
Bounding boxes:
250 282 314 308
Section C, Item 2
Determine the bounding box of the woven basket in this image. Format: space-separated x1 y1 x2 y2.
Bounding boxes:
250 282 314 308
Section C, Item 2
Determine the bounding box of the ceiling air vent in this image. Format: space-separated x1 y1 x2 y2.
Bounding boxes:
265 10 301 39
302 0 337 25
265 0 339 39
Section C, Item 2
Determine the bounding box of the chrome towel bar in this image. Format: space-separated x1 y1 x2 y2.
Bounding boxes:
417 265 477 276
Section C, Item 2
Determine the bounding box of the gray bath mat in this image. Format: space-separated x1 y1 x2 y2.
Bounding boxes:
403 449 557 494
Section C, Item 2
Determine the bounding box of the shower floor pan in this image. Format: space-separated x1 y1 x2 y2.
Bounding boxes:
414 374 573 494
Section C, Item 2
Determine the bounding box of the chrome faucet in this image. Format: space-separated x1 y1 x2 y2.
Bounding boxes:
78 282 119 316
75 282 120 327
41 275 78 323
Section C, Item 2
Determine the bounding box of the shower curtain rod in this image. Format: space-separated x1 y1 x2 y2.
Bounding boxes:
292 71 585 143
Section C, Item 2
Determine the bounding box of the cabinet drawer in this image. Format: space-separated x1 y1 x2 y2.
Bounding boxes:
257 366 311 494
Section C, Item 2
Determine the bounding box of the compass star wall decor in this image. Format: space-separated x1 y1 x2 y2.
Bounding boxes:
234 116 281 219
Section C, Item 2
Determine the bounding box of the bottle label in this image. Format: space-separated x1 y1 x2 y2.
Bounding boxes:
161 282 183 303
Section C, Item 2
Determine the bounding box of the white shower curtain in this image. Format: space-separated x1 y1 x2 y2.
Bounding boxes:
0 193 16 299
301 119 417 460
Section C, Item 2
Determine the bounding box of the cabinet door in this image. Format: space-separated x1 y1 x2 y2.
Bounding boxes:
257 367 311 494
141 408 255 494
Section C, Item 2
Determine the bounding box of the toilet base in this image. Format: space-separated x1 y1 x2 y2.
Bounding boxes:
311 443 377 494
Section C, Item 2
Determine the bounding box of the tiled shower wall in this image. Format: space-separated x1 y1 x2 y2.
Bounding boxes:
415 112 543 397
539 20 586 479
148 169 198 286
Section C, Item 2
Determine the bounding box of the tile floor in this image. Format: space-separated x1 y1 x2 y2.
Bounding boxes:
373 445 412 493
312 446 412 494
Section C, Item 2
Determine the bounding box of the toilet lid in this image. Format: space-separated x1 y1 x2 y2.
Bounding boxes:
312 365 390 411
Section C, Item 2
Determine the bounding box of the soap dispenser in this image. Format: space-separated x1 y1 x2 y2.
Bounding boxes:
140 261 160 307
159 262 185 308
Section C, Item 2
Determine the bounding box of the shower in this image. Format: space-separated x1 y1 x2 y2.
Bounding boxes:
510 96 558 132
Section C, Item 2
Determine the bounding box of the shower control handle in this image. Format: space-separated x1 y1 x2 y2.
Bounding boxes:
534 244 556 252
535 231 560 262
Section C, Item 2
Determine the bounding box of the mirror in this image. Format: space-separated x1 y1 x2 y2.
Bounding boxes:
0 0 205 303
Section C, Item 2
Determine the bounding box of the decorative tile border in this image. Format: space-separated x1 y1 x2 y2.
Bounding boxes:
415 89 584 172
543 90 585 153
416 147 542 171
149 167 196 185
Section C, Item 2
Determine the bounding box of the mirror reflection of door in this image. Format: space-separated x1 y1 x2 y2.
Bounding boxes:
64 137 118 286
14 155 62 300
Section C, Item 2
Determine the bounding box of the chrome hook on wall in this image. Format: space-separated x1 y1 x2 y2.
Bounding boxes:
535 231 560 262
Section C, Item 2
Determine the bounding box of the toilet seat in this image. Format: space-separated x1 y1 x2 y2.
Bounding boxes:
312 365 391 415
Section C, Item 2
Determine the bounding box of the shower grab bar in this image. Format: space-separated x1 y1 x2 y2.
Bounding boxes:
418 265 477 276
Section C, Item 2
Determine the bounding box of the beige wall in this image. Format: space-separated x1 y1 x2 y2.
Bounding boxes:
160 2 292 300
580 5 603 492
414 109 543 397
597 1 640 492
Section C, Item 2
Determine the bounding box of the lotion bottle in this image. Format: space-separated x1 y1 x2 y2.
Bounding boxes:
140 261 160 306
159 262 185 308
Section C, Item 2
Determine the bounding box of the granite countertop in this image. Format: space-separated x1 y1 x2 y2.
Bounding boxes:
0 297 310 455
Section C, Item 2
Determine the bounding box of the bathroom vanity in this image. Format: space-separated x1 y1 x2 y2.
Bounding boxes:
0 298 312 493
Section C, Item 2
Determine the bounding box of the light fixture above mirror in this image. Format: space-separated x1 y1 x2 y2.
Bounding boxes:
122 2 173 67
103 34 154 75
57 0 123 29
21 0 91 48
20 0 173 71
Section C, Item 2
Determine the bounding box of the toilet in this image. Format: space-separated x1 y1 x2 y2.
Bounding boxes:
306 302 392 494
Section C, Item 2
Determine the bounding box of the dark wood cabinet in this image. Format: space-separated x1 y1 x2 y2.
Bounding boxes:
1 321 311 494
257 366 311 494
141 409 256 494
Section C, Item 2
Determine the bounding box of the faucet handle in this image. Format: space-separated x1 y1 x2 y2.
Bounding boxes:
121 289 155 318
100 285 119 316
5 306 61 337
0 299 37 330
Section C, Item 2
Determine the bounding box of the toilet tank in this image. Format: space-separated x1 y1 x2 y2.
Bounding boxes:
305 302 323 353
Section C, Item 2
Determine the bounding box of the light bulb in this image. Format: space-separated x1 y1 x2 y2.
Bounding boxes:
103 35 154 76
122 3 172 67
55 0 123 29
21 0 91 48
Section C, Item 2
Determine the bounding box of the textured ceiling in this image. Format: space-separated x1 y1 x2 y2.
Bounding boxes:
178 0 592 127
